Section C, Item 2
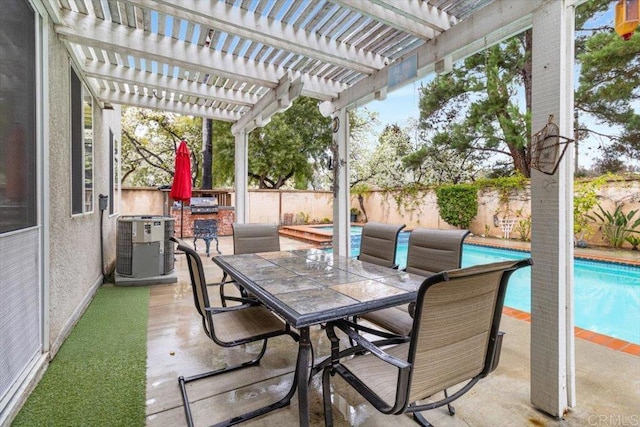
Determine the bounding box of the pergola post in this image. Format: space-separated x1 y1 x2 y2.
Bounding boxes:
530 0 576 417
332 108 350 257
234 129 249 224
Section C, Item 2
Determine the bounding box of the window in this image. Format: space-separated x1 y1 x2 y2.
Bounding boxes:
71 69 93 214
0 0 37 233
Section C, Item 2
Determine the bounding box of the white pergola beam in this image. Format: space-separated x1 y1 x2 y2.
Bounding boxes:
55 10 278 89
369 0 456 32
96 88 243 121
320 0 544 116
83 61 259 107
232 74 303 134
55 9 343 101
332 0 451 39
125 0 385 74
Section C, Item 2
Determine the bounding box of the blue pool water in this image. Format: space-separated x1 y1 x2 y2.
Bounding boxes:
346 231 640 344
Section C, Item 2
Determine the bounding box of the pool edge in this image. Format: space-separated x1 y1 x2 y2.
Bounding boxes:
502 307 640 356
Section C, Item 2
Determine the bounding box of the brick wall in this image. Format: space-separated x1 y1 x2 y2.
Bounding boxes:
171 207 235 237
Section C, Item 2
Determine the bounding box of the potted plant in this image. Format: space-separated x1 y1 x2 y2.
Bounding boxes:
350 207 360 222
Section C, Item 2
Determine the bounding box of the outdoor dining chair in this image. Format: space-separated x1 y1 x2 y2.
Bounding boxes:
219 223 281 306
362 228 470 336
357 221 406 268
322 258 533 427
171 237 299 427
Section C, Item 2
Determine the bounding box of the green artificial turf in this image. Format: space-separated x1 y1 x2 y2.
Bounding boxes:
12 286 149 427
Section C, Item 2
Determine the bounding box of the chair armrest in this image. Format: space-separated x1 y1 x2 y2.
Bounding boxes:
204 301 258 314
343 318 410 341
332 320 411 370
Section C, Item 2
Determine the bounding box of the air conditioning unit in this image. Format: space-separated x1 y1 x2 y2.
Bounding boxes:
115 216 176 285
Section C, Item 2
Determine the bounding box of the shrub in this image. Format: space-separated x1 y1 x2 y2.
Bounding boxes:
587 204 640 248
626 234 640 250
436 184 478 229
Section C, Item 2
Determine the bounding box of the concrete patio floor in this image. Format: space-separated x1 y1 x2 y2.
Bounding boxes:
144 236 639 426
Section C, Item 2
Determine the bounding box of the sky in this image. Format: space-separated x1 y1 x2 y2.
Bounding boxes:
356 3 637 172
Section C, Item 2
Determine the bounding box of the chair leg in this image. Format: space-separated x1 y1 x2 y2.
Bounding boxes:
444 389 455 416
179 339 298 427
322 367 334 427
412 411 434 427
220 272 229 307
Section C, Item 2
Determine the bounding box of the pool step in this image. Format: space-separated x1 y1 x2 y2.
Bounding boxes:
279 226 332 245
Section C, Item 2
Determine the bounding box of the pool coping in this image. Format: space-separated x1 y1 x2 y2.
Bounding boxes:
466 236 640 267
502 307 640 357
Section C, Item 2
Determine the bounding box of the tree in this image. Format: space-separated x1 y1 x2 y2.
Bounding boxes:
418 31 532 176
121 107 202 187
368 120 480 188
416 0 639 176
211 97 332 189
575 0 640 163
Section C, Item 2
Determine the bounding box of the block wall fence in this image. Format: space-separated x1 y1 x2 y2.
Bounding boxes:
121 179 640 248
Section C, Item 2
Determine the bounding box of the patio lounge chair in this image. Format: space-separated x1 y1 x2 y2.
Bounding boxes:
171 237 299 427
219 223 281 306
362 228 470 336
357 222 406 268
322 258 533 427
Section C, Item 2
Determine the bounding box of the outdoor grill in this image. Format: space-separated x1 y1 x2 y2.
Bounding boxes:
190 197 218 214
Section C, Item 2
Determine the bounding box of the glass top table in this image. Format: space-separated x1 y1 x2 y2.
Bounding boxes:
212 248 427 426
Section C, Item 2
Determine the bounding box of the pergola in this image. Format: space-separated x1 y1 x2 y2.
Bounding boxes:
43 0 580 419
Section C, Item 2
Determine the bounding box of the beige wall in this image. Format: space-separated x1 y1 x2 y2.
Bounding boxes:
121 179 640 249
248 190 333 224
47 23 123 355
121 187 167 216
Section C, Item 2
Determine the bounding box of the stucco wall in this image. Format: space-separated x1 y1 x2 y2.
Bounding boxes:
248 189 333 224
121 187 166 216
47 24 121 354
121 180 640 249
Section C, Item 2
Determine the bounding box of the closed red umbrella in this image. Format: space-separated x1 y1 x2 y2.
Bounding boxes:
170 140 192 237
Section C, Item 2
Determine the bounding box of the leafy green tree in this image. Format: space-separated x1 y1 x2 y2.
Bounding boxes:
369 124 418 189
121 107 202 187
418 30 532 177
416 0 638 176
575 0 640 163
211 97 332 189
349 108 380 190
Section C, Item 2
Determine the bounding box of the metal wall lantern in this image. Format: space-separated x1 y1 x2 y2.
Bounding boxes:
615 0 639 40
530 115 574 176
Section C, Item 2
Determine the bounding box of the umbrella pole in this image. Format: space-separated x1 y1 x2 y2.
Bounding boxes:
180 203 184 238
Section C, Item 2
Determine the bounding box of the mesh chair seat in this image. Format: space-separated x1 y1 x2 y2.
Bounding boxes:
233 223 280 254
213 306 289 343
323 258 533 426
171 237 298 427
361 228 470 336
218 223 281 306
361 307 412 336
341 343 410 406
357 222 406 268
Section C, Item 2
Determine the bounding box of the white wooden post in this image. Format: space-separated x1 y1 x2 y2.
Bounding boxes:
530 0 576 416
233 129 248 224
332 108 350 257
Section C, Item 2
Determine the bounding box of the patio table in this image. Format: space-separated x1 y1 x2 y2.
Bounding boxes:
212 248 427 426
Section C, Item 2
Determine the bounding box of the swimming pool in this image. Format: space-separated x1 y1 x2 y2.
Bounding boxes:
347 232 640 344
